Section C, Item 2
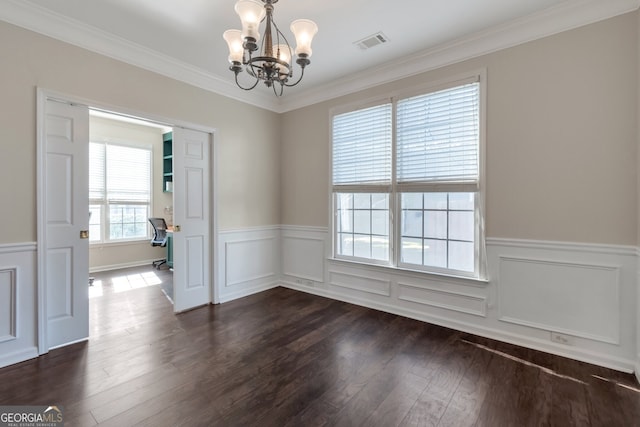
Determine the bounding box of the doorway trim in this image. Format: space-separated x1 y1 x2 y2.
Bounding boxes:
36 87 219 355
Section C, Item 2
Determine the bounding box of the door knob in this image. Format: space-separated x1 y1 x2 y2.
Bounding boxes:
174 225 181 232
80 230 89 239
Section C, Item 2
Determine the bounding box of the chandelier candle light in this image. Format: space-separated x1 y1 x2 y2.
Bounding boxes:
223 0 318 96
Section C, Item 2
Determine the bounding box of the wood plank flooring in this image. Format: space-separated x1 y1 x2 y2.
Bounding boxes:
1 266 639 426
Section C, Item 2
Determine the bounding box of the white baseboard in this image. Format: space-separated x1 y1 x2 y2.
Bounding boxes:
0 246 38 369
279 226 638 373
218 227 281 303
281 280 635 372
0 347 38 369
219 281 280 303
89 259 159 273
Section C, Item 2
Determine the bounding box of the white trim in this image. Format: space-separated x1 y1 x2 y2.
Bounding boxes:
281 235 325 282
36 87 219 351
0 267 18 343
1 0 637 113
328 269 391 297
218 228 280 301
397 281 487 318
487 237 637 256
278 0 640 112
218 281 280 304
280 280 636 372
89 259 160 274
0 243 36 254
0 0 276 111
496 254 622 345
219 225 282 235
48 336 88 350
281 225 329 233
0 347 38 370
36 89 47 355
210 129 220 305
328 257 490 287
281 225 639 373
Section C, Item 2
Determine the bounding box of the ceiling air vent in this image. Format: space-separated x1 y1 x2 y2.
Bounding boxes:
354 32 389 50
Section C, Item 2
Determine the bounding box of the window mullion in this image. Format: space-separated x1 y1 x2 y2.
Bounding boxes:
391 95 398 267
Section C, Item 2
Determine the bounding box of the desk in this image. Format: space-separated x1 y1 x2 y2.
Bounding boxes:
166 230 174 269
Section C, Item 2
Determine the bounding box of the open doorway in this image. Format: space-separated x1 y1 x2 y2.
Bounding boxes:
87 111 176 337
87 110 174 295
87 111 175 315
38 90 216 354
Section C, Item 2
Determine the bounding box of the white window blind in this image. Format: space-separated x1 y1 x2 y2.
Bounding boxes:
105 144 151 203
332 103 392 187
90 142 151 203
397 82 479 190
89 142 105 201
89 141 152 243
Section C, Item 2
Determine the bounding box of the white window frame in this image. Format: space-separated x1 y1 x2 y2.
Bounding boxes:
89 139 154 245
330 70 487 281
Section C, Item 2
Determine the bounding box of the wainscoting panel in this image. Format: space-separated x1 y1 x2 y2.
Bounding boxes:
329 269 391 297
498 256 620 344
398 282 487 317
0 243 38 369
282 235 325 283
218 227 280 303
3 227 637 373
0 268 17 343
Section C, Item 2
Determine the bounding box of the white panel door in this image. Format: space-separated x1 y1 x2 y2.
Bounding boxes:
44 100 90 349
172 128 210 312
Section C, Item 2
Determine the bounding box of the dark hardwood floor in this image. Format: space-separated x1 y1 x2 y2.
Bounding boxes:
1 266 639 426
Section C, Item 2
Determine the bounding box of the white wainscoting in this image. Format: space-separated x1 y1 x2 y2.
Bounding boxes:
282 226 326 284
498 256 620 345
0 243 38 369
280 227 638 372
3 229 638 373
217 227 281 303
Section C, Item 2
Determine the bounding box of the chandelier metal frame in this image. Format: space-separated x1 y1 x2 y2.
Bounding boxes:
224 0 317 96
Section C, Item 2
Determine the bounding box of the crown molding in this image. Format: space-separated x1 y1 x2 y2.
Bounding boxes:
0 0 280 111
1 0 638 114
276 0 640 113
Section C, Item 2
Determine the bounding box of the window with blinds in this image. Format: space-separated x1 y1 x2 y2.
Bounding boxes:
397 82 479 190
332 103 392 188
89 141 152 243
332 103 392 263
331 76 484 278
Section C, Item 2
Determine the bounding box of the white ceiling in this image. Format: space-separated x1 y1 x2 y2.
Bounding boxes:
1 0 638 112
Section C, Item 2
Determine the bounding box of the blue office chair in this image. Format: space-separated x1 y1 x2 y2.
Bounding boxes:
149 217 168 269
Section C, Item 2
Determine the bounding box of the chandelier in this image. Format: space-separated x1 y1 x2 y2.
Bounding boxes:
223 0 318 96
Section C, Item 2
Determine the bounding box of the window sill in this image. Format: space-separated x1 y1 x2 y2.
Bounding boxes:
328 257 489 287
90 239 150 248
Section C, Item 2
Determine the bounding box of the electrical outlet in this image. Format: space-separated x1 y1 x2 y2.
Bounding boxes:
551 332 573 346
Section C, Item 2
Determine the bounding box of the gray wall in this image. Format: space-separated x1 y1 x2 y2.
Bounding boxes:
281 12 638 246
